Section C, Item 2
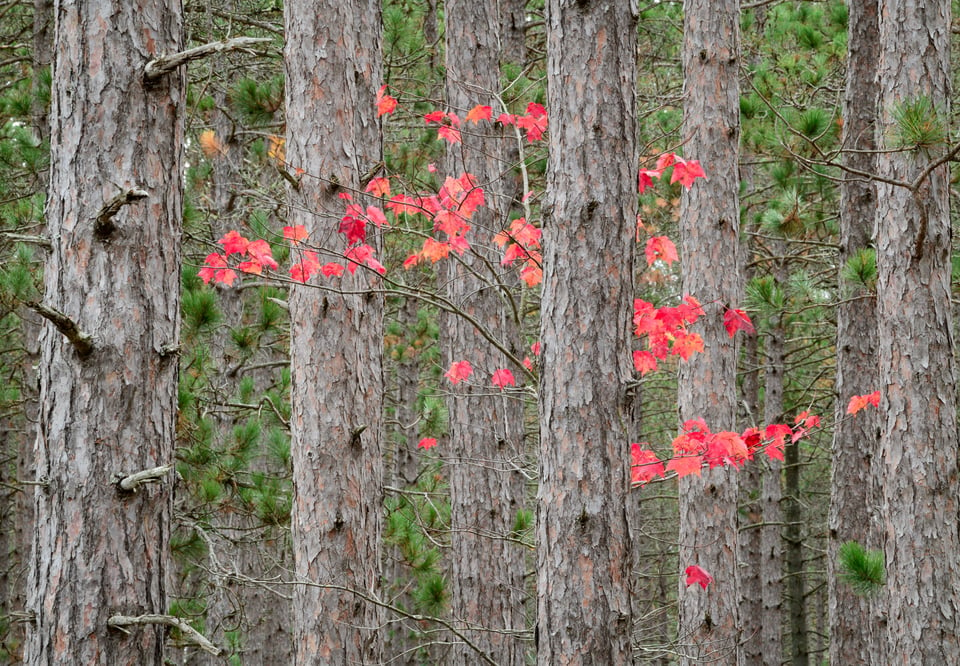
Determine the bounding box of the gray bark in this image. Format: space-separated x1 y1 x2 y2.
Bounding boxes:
676 0 743 661
443 0 528 663
875 0 960 659
25 0 184 662
284 1 386 662
537 1 637 662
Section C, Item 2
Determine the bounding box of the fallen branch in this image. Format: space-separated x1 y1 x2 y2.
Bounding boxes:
108 614 221 656
144 37 271 81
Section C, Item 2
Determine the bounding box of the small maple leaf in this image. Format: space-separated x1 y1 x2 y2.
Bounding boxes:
437 125 461 144
418 437 438 450
522 356 533 370
531 341 541 356
445 360 473 384
723 308 755 337
283 225 309 244
645 236 678 266
667 454 703 478
421 238 450 263
671 159 707 189
366 205 388 228
520 263 542 287
289 251 321 283
376 85 397 117
685 565 713 589
339 213 367 245
402 253 420 269
631 444 665 486
321 263 345 278
633 350 658 376
846 390 881 415
365 177 391 198
247 240 279 270
491 368 516 390
638 168 661 194
199 252 237 286
671 331 704 360
465 105 492 124
219 230 249 256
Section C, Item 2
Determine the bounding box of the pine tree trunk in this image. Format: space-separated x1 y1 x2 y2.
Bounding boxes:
875 0 960 659
537 2 637 662
25 1 183 662
828 0 883 658
284 1 386 662
676 0 743 661
443 1 528 663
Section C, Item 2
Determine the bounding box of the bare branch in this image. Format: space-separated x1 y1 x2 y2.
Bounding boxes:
108 614 221 656
26 301 93 358
114 465 172 492
94 188 149 239
144 37 271 81
0 232 51 249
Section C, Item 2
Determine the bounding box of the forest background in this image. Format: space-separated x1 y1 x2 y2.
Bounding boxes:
0 0 956 663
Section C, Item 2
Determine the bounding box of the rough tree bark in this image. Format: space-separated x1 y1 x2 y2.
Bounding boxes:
676 0 743 661
537 1 637 662
443 0 528 663
828 0 883 659
875 0 960 660
25 0 183 663
284 1 385 662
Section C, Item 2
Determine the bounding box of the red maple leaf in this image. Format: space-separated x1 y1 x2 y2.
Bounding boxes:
645 236 679 266
198 252 237 286
339 211 367 245
671 331 704 360
670 158 707 189
491 368 516 390
633 350 658 376
289 251 321 283
365 177 391 198
638 168 661 194
283 225 309 244
631 444 665 486
437 125 462 144
418 437 438 450
667 454 703 478
445 360 473 384
376 85 397 117
321 263 345 278
847 390 881 415
685 565 713 589
219 230 249 256
247 240 279 270
723 308 755 337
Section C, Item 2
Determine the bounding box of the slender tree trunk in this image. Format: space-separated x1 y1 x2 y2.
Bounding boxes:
782 419 807 666
762 298 786 666
676 0 743 661
875 0 960 659
443 1 528 663
537 1 637 662
25 1 183 662
828 0 883 659
284 1 386 662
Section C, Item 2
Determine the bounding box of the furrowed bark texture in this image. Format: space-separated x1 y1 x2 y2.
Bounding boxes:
876 0 960 660
537 1 637 663
444 0 527 663
25 1 183 663
284 1 385 663
677 0 743 661
829 0 883 659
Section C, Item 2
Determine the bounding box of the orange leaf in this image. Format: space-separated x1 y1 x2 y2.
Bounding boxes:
199 129 226 158
376 85 397 117
847 390 881 415
465 105 492 124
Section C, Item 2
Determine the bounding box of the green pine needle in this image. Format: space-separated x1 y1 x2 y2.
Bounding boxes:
838 541 885 596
